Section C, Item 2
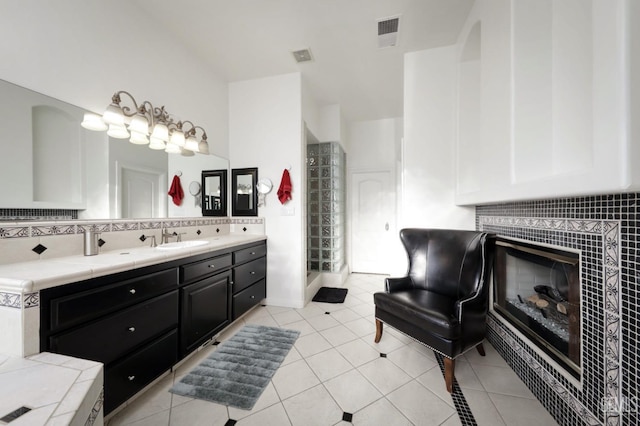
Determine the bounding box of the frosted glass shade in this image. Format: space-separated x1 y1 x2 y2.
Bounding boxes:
107 124 130 139
151 123 169 141
164 142 182 154
103 103 125 126
149 137 166 150
184 136 199 152
181 148 195 157
128 114 149 135
198 139 209 155
81 113 108 131
170 130 185 147
129 131 149 145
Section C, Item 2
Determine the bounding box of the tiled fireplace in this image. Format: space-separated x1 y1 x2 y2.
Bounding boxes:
477 194 639 426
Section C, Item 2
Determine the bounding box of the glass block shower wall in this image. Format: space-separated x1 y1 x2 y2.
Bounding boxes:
307 142 346 273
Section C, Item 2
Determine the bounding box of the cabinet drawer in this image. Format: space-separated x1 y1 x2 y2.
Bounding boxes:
50 268 178 331
104 329 178 414
181 253 232 283
49 290 179 365
234 243 267 264
233 257 266 293
233 279 266 320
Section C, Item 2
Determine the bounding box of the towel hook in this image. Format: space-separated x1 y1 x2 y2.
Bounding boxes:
176 170 182 176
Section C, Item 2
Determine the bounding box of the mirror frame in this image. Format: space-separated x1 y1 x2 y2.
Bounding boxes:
231 167 258 217
201 169 228 217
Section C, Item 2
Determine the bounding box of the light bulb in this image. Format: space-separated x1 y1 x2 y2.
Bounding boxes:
81 113 108 131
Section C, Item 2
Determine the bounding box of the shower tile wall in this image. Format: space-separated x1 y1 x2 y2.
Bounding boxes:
307 142 345 273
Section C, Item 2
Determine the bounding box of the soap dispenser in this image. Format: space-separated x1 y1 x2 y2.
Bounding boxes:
84 229 101 256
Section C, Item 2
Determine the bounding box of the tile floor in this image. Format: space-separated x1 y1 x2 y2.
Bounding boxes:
106 273 559 426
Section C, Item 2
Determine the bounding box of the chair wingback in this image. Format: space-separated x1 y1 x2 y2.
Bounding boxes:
399 228 493 301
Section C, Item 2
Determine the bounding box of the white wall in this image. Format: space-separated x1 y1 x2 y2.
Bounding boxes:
403 46 475 230
0 0 229 159
229 73 305 308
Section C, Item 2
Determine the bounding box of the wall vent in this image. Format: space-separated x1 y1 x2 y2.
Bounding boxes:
377 16 400 48
292 48 313 63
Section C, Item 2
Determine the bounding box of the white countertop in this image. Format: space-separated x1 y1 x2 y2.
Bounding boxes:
0 234 266 294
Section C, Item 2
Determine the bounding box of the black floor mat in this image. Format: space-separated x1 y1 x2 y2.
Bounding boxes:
312 287 348 303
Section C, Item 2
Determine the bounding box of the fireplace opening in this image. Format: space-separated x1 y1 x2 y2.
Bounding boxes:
492 237 581 379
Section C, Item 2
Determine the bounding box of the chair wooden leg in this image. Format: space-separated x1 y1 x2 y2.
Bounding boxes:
444 357 455 393
374 319 383 343
476 343 486 357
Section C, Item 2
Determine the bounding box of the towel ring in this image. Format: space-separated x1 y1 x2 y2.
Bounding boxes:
176 170 183 176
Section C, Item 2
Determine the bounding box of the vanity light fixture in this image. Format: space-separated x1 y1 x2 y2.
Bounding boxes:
81 90 210 155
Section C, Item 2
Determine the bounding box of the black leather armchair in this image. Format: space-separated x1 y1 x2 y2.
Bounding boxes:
374 228 495 392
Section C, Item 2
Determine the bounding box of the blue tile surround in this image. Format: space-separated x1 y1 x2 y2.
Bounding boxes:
477 194 639 426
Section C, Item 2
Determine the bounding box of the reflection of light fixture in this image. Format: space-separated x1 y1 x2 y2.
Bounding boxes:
81 90 210 155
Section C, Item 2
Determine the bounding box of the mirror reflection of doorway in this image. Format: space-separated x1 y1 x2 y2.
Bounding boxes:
120 166 167 218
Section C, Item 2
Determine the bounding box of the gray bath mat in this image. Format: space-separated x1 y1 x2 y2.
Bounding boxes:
170 324 300 410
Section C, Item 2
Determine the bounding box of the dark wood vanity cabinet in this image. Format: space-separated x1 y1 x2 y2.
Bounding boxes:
179 253 233 355
39 239 267 415
232 242 267 319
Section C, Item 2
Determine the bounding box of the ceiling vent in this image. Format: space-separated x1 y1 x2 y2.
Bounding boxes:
292 48 313 63
377 16 400 48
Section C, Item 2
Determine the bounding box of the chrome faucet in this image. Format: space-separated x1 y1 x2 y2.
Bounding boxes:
142 235 157 248
162 230 177 244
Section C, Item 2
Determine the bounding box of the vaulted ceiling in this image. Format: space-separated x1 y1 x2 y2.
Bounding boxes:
133 0 474 122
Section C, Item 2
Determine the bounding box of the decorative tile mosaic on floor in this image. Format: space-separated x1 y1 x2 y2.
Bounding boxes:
106 274 558 426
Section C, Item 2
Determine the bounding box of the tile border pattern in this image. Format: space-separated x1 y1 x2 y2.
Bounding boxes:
0 292 40 309
479 215 621 426
0 217 264 239
85 388 104 426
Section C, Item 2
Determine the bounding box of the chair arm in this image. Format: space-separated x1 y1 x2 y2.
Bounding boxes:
385 276 412 293
455 291 488 323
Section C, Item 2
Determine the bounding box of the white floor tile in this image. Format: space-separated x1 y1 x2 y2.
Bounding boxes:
439 413 463 426
462 388 506 426
294 332 333 358
464 342 509 368
319 324 359 347
358 357 412 395
352 397 412 426
386 381 456 426
323 369 382 413
271 359 320 400
335 339 381 367
281 346 303 367
168 399 228 426
387 345 438 378
109 409 170 426
281 319 316 337
272 310 305 326
342 317 376 337
329 308 362 324
108 375 173 425
366 331 406 353
306 313 341 331
489 393 559 426
282 384 343 426
472 365 535 399
350 303 375 318
295 303 326 319
305 348 355 382
415 367 455 408
236 402 291 426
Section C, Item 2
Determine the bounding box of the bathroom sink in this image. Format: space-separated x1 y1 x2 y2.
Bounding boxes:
156 240 210 250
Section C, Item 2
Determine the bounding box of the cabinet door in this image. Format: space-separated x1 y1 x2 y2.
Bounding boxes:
233 279 266 320
181 271 231 354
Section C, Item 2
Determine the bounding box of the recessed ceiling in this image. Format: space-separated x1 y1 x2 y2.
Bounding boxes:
132 0 474 122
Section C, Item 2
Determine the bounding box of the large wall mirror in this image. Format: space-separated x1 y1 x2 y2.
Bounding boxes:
201 170 227 216
0 78 229 220
231 168 258 216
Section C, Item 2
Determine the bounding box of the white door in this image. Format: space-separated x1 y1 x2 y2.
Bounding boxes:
121 168 162 218
350 170 395 273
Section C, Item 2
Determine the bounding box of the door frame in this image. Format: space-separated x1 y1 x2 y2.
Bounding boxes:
114 161 168 219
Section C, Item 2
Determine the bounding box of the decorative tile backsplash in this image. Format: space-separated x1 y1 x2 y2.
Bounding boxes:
477 193 639 426
0 208 78 221
0 217 264 265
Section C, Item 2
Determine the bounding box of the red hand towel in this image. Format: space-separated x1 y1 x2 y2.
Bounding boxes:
277 169 292 204
168 175 184 206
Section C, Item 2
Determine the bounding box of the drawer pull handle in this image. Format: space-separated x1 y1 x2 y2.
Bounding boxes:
251 295 255 299
250 252 256 255
129 289 136 294
250 271 256 275
128 327 136 332
128 375 135 381
208 264 215 268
